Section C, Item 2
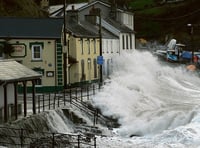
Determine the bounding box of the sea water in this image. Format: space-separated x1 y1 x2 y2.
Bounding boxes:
92 50 200 147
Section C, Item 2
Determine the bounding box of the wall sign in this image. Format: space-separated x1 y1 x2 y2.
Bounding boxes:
10 44 26 57
46 71 54 77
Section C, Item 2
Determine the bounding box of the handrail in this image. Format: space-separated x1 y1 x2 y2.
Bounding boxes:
0 126 96 147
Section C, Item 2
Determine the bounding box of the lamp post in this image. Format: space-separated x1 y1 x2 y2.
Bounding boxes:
187 23 194 63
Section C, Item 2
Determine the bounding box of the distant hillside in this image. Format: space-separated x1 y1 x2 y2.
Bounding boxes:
0 0 47 17
0 0 199 48
133 0 200 47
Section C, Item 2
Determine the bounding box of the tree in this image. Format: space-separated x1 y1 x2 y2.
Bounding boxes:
0 41 14 55
108 0 132 9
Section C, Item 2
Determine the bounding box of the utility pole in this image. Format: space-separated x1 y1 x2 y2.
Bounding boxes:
63 0 67 88
98 9 103 85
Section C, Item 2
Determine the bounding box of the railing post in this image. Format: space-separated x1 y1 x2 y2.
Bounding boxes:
93 110 96 126
75 88 78 101
96 109 98 124
94 136 96 148
58 93 60 107
87 85 89 100
52 133 55 148
78 134 80 148
93 84 95 95
42 94 45 111
70 88 72 104
49 93 51 110
53 92 56 109
38 95 40 113
20 128 24 148
81 87 83 102
64 90 66 106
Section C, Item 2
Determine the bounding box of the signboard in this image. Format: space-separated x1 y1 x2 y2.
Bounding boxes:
97 56 103 65
10 44 26 57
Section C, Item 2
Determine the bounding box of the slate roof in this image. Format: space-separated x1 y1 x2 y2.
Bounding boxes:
49 3 88 17
0 59 41 84
0 17 63 39
66 20 99 38
80 20 118 39
104 18 135 33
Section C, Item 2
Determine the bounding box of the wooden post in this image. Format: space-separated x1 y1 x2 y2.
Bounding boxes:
14 82 18 120
32 80 36 114
23 81 27 117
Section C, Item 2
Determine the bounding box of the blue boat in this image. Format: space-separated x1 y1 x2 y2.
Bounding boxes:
155 39 199 63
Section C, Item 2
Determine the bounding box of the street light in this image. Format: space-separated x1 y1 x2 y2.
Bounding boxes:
187 23 194 63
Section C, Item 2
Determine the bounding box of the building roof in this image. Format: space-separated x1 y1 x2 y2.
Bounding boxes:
0 17 63 39
66 20 99 38
104 18 135 33
0 59 41 84
80 20 118 39
49 3 88 17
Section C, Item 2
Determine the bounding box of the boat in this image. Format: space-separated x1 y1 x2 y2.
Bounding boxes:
155 39 200 63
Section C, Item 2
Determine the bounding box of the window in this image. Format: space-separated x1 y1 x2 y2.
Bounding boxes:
33 68 44 86
80 38 83 55
126 35 129 49
32 45 42 60
122 35 125 49
130 34 132 49
93 59 97 78
81 60 85 81
88 39 90 54
35 78 42 86
102 40 104 53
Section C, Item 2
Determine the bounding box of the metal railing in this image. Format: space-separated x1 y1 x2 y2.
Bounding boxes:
0 83 117 147
0 126 96 148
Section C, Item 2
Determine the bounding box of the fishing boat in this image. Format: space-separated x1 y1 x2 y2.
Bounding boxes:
155 39 200 63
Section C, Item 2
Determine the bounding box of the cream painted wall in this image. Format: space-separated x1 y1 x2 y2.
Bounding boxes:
68 36 100 84
0 39 57 87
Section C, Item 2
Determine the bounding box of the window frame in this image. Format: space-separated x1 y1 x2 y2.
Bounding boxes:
31 44 42 61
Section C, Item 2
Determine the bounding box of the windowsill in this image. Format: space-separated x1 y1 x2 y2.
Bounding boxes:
31 60 43 62
36 85 42 87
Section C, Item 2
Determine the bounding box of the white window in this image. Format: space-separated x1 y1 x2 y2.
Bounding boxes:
80 38 83 55
32 45 42 60
88 39 90 54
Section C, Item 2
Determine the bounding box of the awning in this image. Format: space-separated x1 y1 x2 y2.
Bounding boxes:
0 59 41 84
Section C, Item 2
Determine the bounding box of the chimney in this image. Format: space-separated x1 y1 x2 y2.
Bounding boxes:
71 5 75 10
110 1 117 20
67 5 79 23
85 6 100 24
